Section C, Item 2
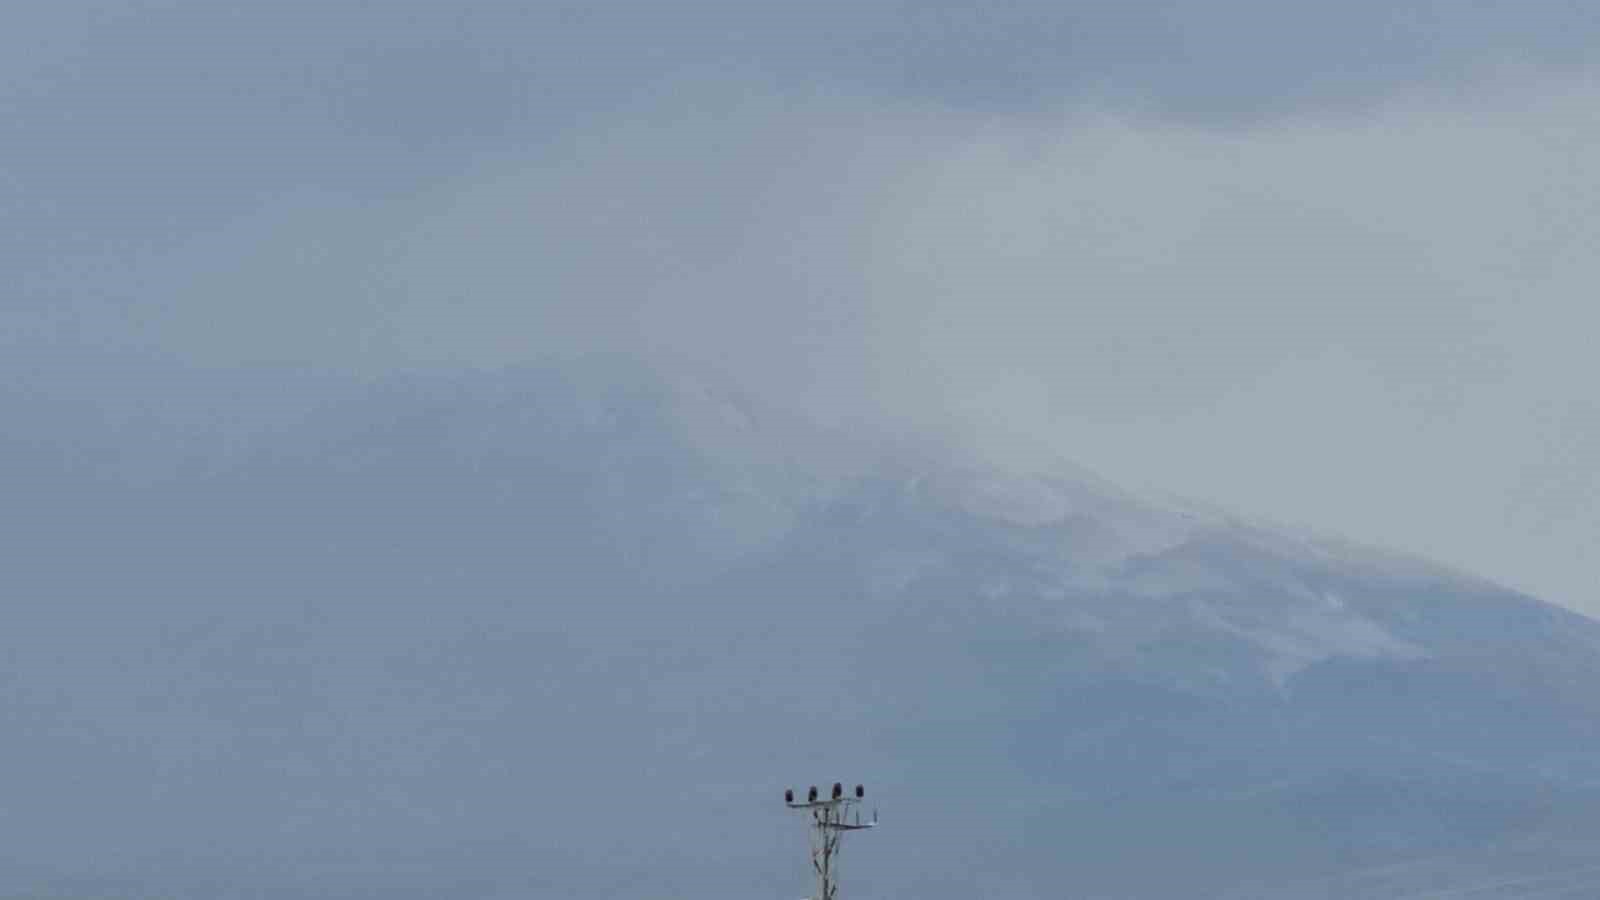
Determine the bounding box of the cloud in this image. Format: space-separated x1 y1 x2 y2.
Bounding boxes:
7 3 1600 615
78 65 1599 610
78 66 1592 411
7 0 1597 269
851 72 1600 608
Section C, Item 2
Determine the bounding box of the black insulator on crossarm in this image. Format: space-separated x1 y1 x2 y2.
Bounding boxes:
855 784 864 798
785 788 794 804
808 785 818 802
832 782 843 800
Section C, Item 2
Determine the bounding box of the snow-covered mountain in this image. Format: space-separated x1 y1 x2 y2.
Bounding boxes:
7 357 1600 898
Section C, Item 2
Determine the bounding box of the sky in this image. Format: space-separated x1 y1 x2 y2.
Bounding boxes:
6 0 1600 613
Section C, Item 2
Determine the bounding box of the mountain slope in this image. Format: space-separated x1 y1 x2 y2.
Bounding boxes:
6 357 1600 898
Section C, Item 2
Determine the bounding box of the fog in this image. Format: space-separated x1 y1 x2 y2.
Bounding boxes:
9 5 1600 895
10 1 1599 610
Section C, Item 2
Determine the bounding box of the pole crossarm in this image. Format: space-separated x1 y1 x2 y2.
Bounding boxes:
783 783 877 900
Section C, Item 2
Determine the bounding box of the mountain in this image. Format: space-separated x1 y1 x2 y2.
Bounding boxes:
6 356 1600 898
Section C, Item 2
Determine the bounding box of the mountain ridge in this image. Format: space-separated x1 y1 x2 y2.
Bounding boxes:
7 356 1600 897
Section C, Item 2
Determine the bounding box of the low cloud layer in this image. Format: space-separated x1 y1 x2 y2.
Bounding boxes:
8 3 1600 611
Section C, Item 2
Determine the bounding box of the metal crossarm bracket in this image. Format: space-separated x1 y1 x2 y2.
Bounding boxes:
783 783 877 900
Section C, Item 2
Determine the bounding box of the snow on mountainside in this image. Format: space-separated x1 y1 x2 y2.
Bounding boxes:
8 357 1600 899
799 461 1429 692
642 379 1589 698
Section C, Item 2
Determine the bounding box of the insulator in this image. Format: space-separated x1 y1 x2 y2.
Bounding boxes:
855 784 864 798
785 789 794 804
808 786 818 802
832 782 843 799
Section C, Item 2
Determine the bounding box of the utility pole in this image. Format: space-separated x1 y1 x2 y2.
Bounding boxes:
784 782 877 900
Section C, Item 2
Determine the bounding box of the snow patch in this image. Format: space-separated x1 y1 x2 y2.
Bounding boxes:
1188 597 1428 690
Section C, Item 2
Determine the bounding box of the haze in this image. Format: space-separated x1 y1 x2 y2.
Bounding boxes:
10 4 1600 897
10 1 1597 613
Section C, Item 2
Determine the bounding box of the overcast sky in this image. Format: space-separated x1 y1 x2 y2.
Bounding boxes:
7 0 1600 613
